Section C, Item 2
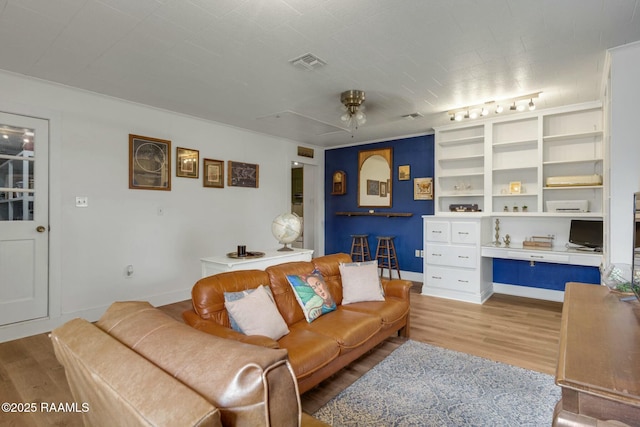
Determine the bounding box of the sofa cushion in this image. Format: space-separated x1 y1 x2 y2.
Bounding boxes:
286 270 337 323
224 285 275 332
340 298 410 328
298 307 382 352
97 301 300 427
278 325 341 379
339 261 385 304
225 285 289 340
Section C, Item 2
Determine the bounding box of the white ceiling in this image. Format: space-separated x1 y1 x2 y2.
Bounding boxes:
1 0 639 147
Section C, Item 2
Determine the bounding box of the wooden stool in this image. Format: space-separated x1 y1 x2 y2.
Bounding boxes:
375 236 401 279
350 234 371 262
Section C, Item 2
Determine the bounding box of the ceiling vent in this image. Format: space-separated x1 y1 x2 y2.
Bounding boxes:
289 53 326 70
402 112 424 120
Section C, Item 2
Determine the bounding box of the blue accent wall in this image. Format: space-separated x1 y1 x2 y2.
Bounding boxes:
493 259 600 291
325 135 434 273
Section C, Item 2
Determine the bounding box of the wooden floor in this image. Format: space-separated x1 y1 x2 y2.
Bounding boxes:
0 286 563 426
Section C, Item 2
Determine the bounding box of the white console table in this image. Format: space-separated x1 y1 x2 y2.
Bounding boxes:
200 248 314 277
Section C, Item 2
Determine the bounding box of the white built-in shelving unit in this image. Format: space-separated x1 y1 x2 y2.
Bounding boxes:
434 101 603 217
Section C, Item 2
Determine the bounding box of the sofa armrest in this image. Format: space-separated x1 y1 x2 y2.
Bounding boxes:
382 279 413 300
183 310 280 349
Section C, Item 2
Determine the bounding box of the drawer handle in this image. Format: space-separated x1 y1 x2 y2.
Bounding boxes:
457 232 469 235
458 255 469 259
432 231 442 234
457 280 469 283
530 255 544 259
431 276 442 280
432 253 442 256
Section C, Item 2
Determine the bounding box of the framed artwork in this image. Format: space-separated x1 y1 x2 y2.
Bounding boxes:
129 134 171 191
203 158 224 188
366 179 379 196
228 161 259 188
398 165 410 181
380 181 388 197
176 147 199 178
509 181 522 194
414 177 433 200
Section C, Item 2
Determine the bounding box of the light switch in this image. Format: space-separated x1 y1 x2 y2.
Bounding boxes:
75 196 88 207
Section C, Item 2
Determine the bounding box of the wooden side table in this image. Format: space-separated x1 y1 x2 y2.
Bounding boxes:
554 282 640 426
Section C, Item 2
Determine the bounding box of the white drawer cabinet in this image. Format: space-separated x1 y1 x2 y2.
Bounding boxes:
422 215 493 304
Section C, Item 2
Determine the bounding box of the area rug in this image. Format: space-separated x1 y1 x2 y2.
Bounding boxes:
313 340 560 426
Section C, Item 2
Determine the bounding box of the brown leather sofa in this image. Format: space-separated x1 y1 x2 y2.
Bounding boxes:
51 301 327 427
184 253 412 394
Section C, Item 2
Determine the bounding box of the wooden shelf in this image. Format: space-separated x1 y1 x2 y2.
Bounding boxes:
336 211 413 217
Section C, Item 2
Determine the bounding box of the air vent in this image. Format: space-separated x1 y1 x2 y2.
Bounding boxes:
289 53 326 70
401 112 424 120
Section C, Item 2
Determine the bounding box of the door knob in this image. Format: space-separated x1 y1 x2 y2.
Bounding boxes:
36 225 46 233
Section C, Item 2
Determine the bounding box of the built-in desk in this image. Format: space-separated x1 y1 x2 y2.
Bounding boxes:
481 244 602 267
554 283 640 426
200 248 313 277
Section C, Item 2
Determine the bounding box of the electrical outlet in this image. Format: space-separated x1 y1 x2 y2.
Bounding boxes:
415 249 420 257
125 265 134 277
420 250 424 257
75 196 88 207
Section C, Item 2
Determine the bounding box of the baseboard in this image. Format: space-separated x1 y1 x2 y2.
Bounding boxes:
0 288 192 343
492 283 565 302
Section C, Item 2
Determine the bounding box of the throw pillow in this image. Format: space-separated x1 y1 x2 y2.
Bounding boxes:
339 260 385 304
224 285 274 332
224 285 289 340
286 269 337 323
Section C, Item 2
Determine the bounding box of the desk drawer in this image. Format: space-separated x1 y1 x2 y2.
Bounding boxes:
506 251 569 264
451 222 477 244
426 221 450 243
425 266 477 292
426 244 476 268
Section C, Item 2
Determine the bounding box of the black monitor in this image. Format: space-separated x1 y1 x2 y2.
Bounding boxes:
569 219 603 250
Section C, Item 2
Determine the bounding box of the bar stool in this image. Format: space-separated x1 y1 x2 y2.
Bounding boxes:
375 236 401 280
350 234 371 262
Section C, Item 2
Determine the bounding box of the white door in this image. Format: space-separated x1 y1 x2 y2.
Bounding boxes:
0 112 49 326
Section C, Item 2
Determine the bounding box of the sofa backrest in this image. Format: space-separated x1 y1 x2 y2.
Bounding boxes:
51 317 221 427
191 269 271 327
312 253 352 304
265 260 316 325
96 301 301 427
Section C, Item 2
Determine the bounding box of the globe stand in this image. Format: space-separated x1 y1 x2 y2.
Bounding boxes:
277 242 294 252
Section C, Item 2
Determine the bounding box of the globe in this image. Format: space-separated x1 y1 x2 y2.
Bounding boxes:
272 213 302 251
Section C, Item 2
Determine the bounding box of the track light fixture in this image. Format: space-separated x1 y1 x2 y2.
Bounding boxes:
447 91 542 122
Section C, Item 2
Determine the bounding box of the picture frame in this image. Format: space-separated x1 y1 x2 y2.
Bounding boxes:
509 181 522 194
203 158 224 188
366 179 379 196
414 177 433 200
398 165 410 181
380 181 388 197
358 147 392 208
129 134 171 191
228 161 259 188
176 147 199 178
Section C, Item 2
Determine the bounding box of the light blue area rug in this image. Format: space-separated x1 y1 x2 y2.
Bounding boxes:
313 340 560 426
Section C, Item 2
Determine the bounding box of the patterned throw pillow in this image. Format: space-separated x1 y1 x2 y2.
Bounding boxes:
224 285 289 340
286 269 337 323
339 260 385 304
224 285 274 332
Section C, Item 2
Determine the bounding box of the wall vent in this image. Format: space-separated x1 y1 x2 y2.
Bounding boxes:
289 53 326 70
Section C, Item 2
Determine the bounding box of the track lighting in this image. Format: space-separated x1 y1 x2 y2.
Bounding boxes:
447 91 542 122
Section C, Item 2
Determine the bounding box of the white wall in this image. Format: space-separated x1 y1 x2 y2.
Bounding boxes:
0 70 324 341
608 41 640 265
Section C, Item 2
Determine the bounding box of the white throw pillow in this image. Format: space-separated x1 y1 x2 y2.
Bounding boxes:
224 285 289 340
339 260 385 304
